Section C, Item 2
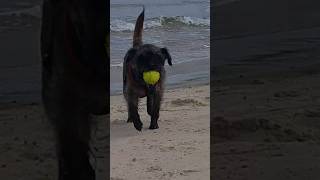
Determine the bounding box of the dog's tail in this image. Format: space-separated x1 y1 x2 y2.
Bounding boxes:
133 6 144 47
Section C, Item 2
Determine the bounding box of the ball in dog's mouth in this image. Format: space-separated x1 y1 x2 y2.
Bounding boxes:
143 71 160 85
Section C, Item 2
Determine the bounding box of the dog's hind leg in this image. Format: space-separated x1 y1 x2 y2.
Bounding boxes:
127 93 143 131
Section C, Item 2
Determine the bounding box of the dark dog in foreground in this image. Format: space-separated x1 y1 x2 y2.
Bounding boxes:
41 0 108 179
123 8 172 131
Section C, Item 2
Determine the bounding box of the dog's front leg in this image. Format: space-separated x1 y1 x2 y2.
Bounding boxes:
147 94 153 116
127 93 143 131
148 91 161 129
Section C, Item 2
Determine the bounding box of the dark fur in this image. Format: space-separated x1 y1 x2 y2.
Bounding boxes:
41 0 108 179
123 8 172 131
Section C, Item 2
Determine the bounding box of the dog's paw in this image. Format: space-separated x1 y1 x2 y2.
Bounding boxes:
127 118 133 123
134 121 143 131
149 123 159 130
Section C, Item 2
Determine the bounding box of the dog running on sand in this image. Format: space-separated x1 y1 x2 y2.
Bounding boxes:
123 7 172 131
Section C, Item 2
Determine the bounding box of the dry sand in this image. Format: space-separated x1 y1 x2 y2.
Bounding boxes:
110 85 210 180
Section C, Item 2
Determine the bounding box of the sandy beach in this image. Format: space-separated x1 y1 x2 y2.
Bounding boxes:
109 1 210 178
0 102 110 180
213 66 320 179
3 0 320 179
111 85 210 180
212 0 320 178
0 84 209 180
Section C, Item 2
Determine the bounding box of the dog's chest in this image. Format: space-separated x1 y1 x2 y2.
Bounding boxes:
135 87 147 98
126 66 146 98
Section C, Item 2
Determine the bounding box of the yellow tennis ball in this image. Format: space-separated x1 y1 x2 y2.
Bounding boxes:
143 71 160 85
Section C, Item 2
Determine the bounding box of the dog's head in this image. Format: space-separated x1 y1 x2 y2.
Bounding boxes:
125 44 172 81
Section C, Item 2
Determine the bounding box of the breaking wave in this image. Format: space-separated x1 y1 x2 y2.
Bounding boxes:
111 16 210 32
0 5 41 18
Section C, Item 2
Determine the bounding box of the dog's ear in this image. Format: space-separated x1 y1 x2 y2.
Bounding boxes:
161 47 172 66
124 48 137 63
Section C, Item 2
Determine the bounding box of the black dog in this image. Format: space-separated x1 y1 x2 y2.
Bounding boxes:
123 8 172 131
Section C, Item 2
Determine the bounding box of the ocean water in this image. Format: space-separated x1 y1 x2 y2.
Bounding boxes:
110 0 210 94
0 0 42 103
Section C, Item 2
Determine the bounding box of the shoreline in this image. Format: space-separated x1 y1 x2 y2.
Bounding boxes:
110 57 210 95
